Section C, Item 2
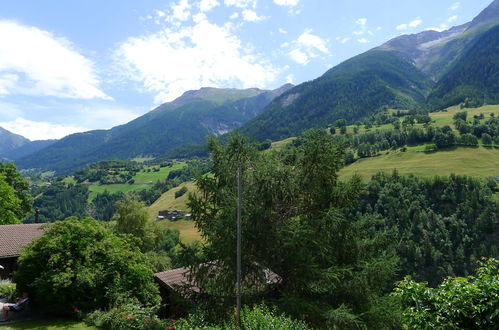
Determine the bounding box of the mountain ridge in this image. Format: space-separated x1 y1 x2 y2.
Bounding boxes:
15 84 293 174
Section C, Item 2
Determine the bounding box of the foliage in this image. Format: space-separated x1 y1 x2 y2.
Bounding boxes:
175 186 188 199
187 130 399 328
394 258 499 329
31 182 89 222
14 217 160 315
355 172 499 285
0 162 32 222
0 173 22 224
0 279 16 298
85 303 165 330
112 197 179 253
171 305 311 330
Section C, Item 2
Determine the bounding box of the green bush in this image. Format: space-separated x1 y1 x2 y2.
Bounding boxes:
0 279 16 299
172 305 311 330
85 303 169 330
393 258 499 329
14 217 160 315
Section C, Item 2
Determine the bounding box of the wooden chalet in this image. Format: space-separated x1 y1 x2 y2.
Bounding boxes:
0 224 44 279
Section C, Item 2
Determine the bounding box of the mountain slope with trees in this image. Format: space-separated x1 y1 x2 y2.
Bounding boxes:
0 127 29 155
427 24 499 110
238 50 433 141
16 86 292 174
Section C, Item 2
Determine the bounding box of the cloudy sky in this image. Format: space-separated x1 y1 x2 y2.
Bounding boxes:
0 0 492 140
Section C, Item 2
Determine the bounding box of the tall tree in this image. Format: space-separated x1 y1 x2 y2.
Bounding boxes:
188 130 399 328
0 162 32 221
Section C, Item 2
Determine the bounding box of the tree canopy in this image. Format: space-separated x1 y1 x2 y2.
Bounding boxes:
14 217 160 314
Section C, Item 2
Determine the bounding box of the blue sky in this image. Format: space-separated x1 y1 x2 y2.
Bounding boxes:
0 0 492 140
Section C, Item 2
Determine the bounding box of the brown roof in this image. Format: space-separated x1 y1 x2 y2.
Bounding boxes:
0 224 44 258
155 267 198 292
154 263 280 294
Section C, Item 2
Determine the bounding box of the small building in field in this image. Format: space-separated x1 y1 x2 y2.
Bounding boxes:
0 224 44 279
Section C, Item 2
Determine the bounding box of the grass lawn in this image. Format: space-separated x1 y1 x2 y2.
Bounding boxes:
147 182 201 243
0 318 95 330
339 146 499 181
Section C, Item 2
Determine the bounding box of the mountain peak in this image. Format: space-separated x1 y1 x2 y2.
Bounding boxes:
170 87 267 108
469 0 499 29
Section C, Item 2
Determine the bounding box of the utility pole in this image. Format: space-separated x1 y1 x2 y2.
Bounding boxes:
235 165 242 329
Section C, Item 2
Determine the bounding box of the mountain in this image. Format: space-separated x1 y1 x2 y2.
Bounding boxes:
238 0 499 141
0 127 29 155
427 24 499 109
16 85 293 174
0 139 57 161
239 50 433 141
377 0 499 81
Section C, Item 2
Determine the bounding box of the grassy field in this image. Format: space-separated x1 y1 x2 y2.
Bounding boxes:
429 104 499 127
339 146 499 181
132 163 186 184
147 182 201 243
0 318 95 330
86 163 186 200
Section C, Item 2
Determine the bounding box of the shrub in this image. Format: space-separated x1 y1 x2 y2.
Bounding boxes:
14 217 160 315
394 258 499 329
85 303 168 330
175 186 188 199
171 305 311 330
0 279 16 299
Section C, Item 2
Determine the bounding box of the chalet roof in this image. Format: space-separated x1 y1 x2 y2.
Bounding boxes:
154 262 280 295
155 266 198 292
0 224 44 258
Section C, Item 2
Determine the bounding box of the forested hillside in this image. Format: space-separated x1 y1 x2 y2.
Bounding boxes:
16 86 290 174
0 127 29 155
427 24 499 110
238 50 433 141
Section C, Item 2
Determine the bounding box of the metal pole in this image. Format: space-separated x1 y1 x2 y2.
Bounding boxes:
235 165 242 329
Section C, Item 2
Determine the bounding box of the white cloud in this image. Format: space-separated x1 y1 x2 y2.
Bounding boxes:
285 74 294 83
241 9 265 21
0 74 19 95
224 0 256 8
0 20 108 100
286 30 329 65
396 17 422 30
115 20 278 103
230 12 239 19
198 0 220 12
448 15 458 23
426 23 448 32
278 28 287 34
273 0 299 7
340 37 350 44
353 18 368 35
171 0 192 21
0 117 88 140
449 2 460 11
288 49 309 65
297 30 329 54
357 38 370 44
409 17 422 28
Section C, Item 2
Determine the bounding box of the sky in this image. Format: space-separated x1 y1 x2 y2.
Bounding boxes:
0 0 493 140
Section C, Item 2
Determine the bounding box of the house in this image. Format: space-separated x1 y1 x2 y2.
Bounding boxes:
154 262 280 318
158 209 186 221
0 224 44 279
